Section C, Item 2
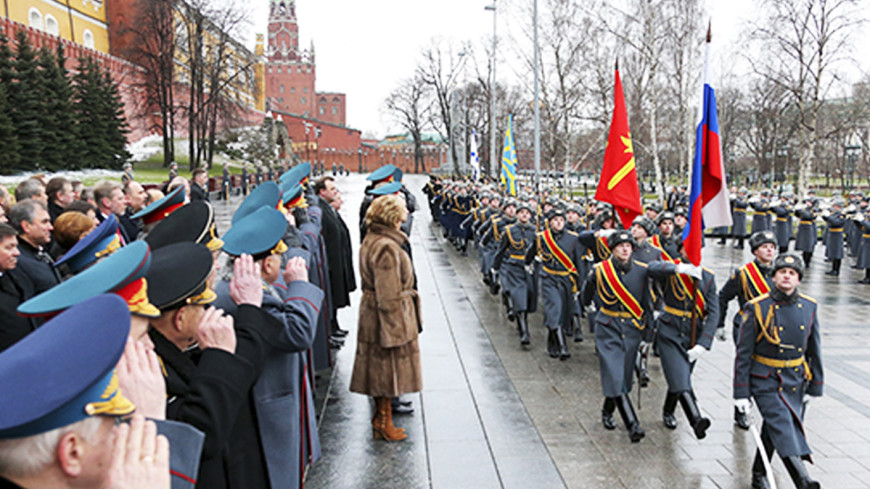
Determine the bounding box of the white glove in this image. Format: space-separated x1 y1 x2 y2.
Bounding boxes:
598 229 617 240
525 264 535 275
490 268 498 277
687 345 706 363
675 263 702 280
734 398 752 415
534 255 543 263
802 395 812 408
715 328 727 342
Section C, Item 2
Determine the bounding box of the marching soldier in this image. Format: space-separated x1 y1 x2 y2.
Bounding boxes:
653 211 680 259
731 187 750 248
718 230 777 430
794 198 818 266
492 200 538 345
751 192 771 234
773 194 793 254
480 198 517 295
823 199 846 276
526 208 584 360
579 230 699 442
734 253 823 489
648 242 718 440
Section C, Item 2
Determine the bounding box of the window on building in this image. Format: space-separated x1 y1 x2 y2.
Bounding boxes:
332 107 337 115
319 107 325 115
45 15 59 36
277 66 282 74
267 66 272 74
83 30 95 49
29 8 43 30
301 97 306 104
303 111 309 117
280 84 284 93
303 87 308 93
291 87 295 94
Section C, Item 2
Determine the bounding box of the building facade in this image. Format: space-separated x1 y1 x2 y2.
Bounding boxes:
5 0 109 53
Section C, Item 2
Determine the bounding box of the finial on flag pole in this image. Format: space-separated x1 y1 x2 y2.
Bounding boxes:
706 21 712 43
615 58 619 71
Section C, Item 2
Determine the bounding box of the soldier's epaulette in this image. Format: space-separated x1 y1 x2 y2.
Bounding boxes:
566 230 579 237
702 266 713 274
747 292 771 306
798 293 817 304
633 260 648 268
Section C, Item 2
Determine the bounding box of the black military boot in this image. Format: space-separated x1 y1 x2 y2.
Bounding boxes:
802 252 813 267
601 397 616 430
635 347 650 388
506 293 516 322
616 394 645 443
662 392 679 430
734 237 745 249
678 391 710 439
562 316 574 338
751 432 776 489
734 406 750 430
859 269 870 284
547 329 559 358
826 258 841 276
490 277 501 295
555 327 570 360
517 312 531 346
572 314 584 342
782 455 820 489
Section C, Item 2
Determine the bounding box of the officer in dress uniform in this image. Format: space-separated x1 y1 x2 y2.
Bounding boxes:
122 162 134 184
751 193 771 233
214 207 324 489
648 241 718 440
131 185 187 236
731 187 750 248
526 208 584 359
579 230 697 442
653 211 681 259
492 199 538 345
168 161 178 181
480 198 517 295
0 295 171 489
823 199 846 276
734 253 823 489
718 230 777 430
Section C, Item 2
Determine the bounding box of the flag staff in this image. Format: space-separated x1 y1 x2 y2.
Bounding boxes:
533 0 541 198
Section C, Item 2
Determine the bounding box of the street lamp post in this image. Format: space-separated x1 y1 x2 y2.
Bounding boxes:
845 144 861 191
485 2 497 179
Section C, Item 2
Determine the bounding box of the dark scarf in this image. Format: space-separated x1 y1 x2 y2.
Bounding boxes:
770 286 799 305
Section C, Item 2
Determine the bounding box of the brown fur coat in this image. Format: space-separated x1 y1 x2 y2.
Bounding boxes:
349 223 422 397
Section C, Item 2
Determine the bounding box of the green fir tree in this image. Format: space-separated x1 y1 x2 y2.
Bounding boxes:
10 31 45 170
39 45 82 171
73 57 130 169
0 80 21 174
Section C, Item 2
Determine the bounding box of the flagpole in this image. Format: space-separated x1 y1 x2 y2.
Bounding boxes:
533 0 541 199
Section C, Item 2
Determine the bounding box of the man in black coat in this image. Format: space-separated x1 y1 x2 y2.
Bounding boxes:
314 176 356 338
190 168 210 202
0 223 39 352
8 200 61 295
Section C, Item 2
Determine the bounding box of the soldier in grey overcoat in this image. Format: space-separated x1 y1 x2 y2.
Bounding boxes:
492 200 539 345
734 253 823 489
794 199 817 266
823 199 846 276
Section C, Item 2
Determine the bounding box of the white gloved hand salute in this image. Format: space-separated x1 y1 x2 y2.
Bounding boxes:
686 345 706 363
734 398 752 415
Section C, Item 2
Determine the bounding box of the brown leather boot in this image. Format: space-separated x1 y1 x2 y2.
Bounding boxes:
372 397 407 441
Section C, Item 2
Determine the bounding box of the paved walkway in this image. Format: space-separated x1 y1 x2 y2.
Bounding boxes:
266 173 870 489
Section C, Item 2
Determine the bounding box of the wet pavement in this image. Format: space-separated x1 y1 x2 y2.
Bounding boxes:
217 173 870 489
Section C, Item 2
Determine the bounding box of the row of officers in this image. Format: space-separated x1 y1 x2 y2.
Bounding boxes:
0 162 358 489
425 176 824 489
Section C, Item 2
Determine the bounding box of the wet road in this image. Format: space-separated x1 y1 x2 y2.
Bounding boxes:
215 173 870 489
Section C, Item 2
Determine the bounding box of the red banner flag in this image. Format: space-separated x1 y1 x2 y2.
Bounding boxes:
595 65 642 229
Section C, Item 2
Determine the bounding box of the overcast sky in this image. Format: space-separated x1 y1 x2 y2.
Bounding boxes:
238 0 861 138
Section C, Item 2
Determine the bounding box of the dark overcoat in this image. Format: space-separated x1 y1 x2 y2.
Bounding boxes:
318 199 356 309
824 211 846 260
493 221 538 313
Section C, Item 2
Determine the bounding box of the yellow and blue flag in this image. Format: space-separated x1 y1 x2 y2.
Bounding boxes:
500 114 518 196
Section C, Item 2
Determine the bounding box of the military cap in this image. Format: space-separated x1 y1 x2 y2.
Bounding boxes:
20 241 160 319
749 230 778 252
656 211 675 225
632 215 656 236
54 213 123 274
547 207 566 221
222 207 288 259
146 242 216 311
565 203 583 215
0 294 134 438
145 201 223 252
645 201 663 213
516 200 533 213
502 198 518 209
608 230 637 249
517 193 532 202
233 181 281 225
545 196 560 207
832 198 845 208
773 252 805 279
673 207 688 217
393 167 404 183
132 185 186 225
367 164 397 183
738 186 748 194
368 181 403 196
279 162 312 187
282 184 308 209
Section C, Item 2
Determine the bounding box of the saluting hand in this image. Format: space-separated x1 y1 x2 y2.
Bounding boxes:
107 415 170 489
117 339 166 420
196 308 236 354
283 257 309 283
230 254 263 307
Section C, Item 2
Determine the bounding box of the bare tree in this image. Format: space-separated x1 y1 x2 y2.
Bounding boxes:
750 0 864 193
384 76 432 173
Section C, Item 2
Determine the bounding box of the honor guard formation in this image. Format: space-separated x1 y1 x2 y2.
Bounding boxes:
426 175 842 489
1 166 865 488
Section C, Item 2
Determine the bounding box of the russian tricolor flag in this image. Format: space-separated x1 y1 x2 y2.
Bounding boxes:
682 26 732 266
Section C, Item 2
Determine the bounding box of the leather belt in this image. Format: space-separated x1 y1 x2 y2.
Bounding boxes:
600 308 634 318
664 305 702 318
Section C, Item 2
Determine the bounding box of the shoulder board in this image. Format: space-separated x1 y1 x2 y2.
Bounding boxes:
632 260 648 268
566 230 579 237
702 266 714 274
747 292 771 306
798 293 817 304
